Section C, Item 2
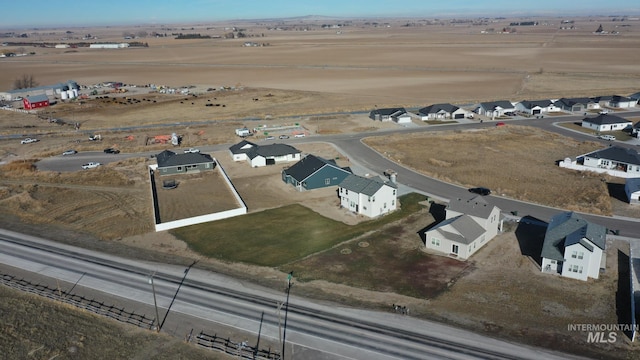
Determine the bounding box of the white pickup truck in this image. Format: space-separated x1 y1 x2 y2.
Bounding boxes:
21 138 39 144
81 162 101 170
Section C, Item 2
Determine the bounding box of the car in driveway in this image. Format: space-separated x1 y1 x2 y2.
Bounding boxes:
184 148 200 154
597 134 616 141
21 138 39 144
62 149 77 156
279 135 290 139
468 187 491 196
264 136 275 140
81 162 101 170
103 147 120 154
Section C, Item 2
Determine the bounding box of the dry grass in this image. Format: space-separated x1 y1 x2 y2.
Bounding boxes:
364 125 613 215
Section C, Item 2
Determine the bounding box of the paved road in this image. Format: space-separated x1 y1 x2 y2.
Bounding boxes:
0 228 589 360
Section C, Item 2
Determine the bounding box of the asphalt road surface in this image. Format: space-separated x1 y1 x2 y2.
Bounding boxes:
0 228 590 360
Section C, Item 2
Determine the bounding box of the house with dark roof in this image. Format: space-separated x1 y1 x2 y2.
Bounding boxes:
579 146 640 177
541 212 606 281
556 97 599 112
282 154 352 191
369 107 412 123
515 99 558 115
628 91 640 104
421 196 501 260
229 140 258 161
593 95 635 109
155 149 216 176
246 143 301 167
338 174 398 218
474 100 515 118
417 103 470 120
625 178 640 204
581 114 632 132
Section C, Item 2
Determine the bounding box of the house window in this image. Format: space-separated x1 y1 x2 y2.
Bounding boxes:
601 160 610 166
324 178 330 185
368 196 371 202
345 190 348 195
392 200 395 206
383 202 387 208
452 244 459 254
571 251 577 259
577 252 584 260
431 238 440 246
393 190 396 195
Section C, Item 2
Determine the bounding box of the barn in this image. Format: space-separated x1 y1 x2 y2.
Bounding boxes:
22 94 50 110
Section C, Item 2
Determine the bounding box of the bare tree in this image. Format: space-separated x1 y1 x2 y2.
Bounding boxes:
136 30 148 38
13 74 38 89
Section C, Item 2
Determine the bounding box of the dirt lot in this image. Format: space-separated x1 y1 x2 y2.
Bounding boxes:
1 16 640 358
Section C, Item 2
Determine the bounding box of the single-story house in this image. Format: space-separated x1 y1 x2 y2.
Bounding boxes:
229 140 257 161
338 174 398 218
606 95 635 108
246 143 301 167
625 178 640 204
515 99 558 115
369 107 412 123
556 97 599 112
474 100 515 118
421 196 501 260
282 154 352 191
628 92 640 105
579 146 640 176
23 94 50 110
155 149 216 176
540 212 606 281
581 114 633 132
417 103 469 120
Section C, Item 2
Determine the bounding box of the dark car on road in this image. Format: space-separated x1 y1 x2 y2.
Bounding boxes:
103 148 120 154
468 187 491 196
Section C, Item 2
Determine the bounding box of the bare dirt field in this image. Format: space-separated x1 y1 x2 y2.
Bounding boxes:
1 16 640 358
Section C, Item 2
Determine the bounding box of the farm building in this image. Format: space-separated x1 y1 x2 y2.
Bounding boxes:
22 94 50 110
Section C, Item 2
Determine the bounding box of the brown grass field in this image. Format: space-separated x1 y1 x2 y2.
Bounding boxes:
1 16 640 359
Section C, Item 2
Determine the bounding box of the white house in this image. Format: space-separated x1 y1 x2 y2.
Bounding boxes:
581 114 632 132
421 196 501 260
540 212 606 281
515 99 559 116
625 177 640 204
338 174 398 218
89 43 130 49
229 140 257 161
417 103 470 120
369 107 412 124
246 143 301 167
474 100 515 118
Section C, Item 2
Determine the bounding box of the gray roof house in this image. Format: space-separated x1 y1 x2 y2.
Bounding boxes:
246 143 301 167
515 99 557 115
581 114 632 132
474 100 515 118
155 149 216 176
338 174 398 218
541 212 606 281
417 103 469 120
579 146 640 177
556 97 598 112
592 95 635 108
369 107 412 123
282 154 352 191
421 196 501 260
229 140 258 161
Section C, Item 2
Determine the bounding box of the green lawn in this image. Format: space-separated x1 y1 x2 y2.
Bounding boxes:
171 193 425 267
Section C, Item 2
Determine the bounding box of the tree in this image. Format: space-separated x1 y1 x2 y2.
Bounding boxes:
13 74 38 89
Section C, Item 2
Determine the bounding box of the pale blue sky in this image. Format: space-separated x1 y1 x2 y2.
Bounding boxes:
2 0 638 28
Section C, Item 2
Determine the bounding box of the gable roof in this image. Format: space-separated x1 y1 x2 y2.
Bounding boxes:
541 212 606 261
519 99 552 109
557 97 594 107
429 214 487 245
229 140 257 154
246 143 300 159
339 174 397 196
25 94 49 103
626 177 640 193
418 103 460 115
628 92 640 101
479 100 514 110
156 149 214 167
283 154 350 182
370 107 407 117
584 146 640 166
582 114 632 125
447 195 497 219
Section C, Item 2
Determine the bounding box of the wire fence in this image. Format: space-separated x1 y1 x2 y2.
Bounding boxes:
193 331 281 360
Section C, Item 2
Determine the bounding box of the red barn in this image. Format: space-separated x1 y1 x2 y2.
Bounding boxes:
23 94 50 110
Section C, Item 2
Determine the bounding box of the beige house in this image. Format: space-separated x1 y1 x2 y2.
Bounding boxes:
421 196 501 260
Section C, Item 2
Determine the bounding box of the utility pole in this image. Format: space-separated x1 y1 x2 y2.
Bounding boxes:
148 272 161 333
281 271 293 360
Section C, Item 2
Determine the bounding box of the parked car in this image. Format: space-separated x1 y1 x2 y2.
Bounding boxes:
265 136 275 140
62 149 77 156
468 187 491 196
81 162 101 170
103 148 120 154
599 110 610 115
279 135 290 139
597 134 616 141
495 122 506 127
20 138 39 144
294 133 306 138
184 148 200 154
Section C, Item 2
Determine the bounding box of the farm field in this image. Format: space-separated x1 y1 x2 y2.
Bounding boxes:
1 15 640 359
